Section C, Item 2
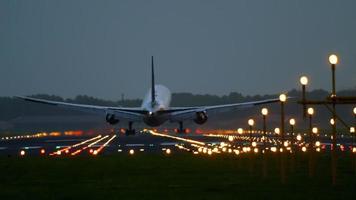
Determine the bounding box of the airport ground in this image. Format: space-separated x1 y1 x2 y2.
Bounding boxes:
0 131 355 199
0 153 355 200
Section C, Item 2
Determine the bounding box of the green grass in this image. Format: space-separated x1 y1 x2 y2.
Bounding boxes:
0 153 355 200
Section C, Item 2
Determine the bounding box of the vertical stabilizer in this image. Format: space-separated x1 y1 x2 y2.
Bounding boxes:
151 56 156 105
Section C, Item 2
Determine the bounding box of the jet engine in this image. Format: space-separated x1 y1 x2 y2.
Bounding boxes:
106 114 119 125
194 111 208 124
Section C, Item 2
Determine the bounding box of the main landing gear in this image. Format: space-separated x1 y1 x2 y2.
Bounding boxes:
176 121 187 134
125 121 136 136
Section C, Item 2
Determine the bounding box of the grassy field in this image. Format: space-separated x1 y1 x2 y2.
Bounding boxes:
0 152 355 200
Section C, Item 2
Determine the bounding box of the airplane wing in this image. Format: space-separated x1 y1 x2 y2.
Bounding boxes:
16 96 144 121
168 98 281 122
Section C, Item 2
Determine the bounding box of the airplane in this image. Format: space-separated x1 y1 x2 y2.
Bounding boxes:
17 56 281 135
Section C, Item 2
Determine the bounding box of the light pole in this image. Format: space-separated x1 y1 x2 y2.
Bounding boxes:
248 118 255 175
307 108 315 149
289 118 296 172
279 93 287 184
248 119 255 147
261 108 268 150
350 127 355 150
300 76 308 118
329 54 338 185
307 107 315 178
279 94 287 147
289 118 296 152
353 107 356 148
261 108 268 178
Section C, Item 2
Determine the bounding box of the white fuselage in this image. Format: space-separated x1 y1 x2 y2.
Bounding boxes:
141 85 172 126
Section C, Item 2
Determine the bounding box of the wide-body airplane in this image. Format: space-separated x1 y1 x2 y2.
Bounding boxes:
18 57 281 135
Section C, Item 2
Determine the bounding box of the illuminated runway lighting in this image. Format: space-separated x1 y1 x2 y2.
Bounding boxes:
50 135 102 156
302 146 307 152
71 135 109 156
40 149 46 155
129 149 135 155
150 130 205 146
91 135 117 155
165 148 171 154
207 149 212 155
252 142 257 147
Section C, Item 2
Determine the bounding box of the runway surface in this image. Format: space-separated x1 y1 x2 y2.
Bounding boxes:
0 129 354 157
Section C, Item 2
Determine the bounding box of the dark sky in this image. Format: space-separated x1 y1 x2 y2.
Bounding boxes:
1 0 355 100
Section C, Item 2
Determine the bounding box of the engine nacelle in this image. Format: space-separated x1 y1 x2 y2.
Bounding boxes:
106 114 119 125
194 111 208 124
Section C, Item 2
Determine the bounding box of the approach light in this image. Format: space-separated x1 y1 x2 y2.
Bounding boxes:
261 108 268 116
300 76 308 86
312 127 318 134
252 142 257 147
350 127 355 133
296 134 302 141
329 54 338 65
315 141 321 147
302 146 307 152
307 107 314 115
248 119 255 126
279 94 287 102
330 118 335 125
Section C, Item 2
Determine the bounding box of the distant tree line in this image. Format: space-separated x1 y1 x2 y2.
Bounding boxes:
0 88 354 122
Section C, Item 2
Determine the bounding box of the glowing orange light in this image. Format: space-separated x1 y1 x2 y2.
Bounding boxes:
40 149 46 154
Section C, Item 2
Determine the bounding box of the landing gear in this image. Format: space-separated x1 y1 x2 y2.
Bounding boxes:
176 121 187 134
125 121 136 136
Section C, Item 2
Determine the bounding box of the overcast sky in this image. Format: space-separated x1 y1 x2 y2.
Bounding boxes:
1 0 355 100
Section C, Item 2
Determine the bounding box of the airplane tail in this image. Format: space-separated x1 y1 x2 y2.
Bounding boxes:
151 56 156 105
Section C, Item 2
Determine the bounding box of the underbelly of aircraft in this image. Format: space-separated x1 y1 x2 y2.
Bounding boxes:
143 115 167 127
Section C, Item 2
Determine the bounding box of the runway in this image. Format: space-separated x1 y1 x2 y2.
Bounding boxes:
0 131 225 156
0 129 354 157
